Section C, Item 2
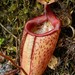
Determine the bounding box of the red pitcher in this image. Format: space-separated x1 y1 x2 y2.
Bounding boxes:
20 5 61 75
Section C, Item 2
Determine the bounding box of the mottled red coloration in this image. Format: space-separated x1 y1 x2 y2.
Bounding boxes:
20 5 61 75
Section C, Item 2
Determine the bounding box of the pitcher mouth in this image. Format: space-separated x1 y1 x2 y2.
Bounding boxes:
25 5 61 37
25 15 60 37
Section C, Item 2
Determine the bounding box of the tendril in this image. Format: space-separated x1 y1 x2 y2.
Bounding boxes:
0 52 27 75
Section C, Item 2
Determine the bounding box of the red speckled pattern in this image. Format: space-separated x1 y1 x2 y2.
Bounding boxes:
29 30 60 75
20 5 61 75
21 30 60 75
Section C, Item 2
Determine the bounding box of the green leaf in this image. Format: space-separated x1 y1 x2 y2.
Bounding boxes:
8 4 17 12
0 38 5 46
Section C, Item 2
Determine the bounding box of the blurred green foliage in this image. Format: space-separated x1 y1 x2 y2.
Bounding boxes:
0 0 43 56
0 38 4 46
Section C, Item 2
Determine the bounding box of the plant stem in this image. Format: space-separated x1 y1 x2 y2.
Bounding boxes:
0 23 20 43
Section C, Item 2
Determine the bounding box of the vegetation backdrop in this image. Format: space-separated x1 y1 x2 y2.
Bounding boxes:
0 0 75 75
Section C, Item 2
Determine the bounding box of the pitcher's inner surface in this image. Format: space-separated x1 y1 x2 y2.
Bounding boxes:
37 0 56 5
31 21 54 34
